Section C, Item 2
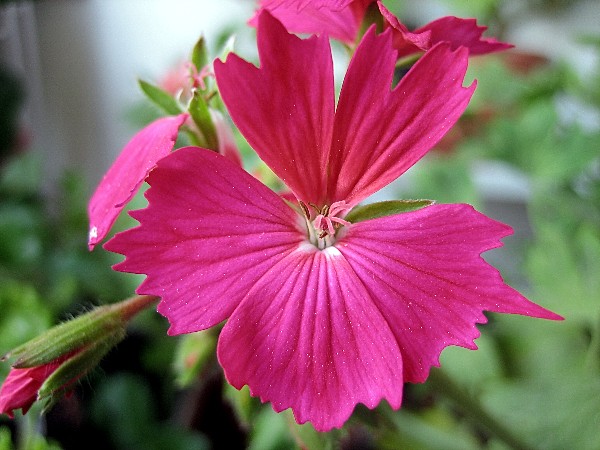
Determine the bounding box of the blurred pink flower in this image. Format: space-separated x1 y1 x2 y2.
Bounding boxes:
105 12 560 431
251 0 511 58
377 2 513 58
159 62 194 98
159 62 214 101
250 0 372 44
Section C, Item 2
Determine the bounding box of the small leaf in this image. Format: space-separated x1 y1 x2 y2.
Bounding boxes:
191 36 209 73
138 79 182 116
345 199 434 223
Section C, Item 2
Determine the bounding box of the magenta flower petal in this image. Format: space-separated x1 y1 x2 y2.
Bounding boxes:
258 0 355 10
218 245 403 431
88 113 188 250
378 2 512 58
327 30 475 205
0 361 63 418
104 147 305 335
416 16 514 56
377 2 431 57
337 204 562 383
250 0 366 44
215 11 335 205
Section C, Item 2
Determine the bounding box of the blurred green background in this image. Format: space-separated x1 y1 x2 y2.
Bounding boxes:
1 0 599 448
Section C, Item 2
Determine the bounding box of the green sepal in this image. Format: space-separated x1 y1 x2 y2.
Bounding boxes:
345 199 434 223
191 36 209 74
37 328 126 412
188 90 218 150
5 305 124 368
138 79 183 116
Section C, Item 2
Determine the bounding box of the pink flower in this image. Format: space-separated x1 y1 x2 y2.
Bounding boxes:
250 0 372 44
377 2 513 58
0 356 69 418
159 62 194 98
159 62 214 102
88 113 188 250
105 12 560 431
251 0 511 58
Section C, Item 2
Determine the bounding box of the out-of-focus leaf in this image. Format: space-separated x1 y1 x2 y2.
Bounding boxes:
483 376 600 450
173 331 217 387
0 428 12 450
0 152 42 198
91 373 208 450
191 36 209 73
223 384 259 427
526 219 600 325
0 204 46 270
248 408 295 450
378 406 481 450
404 152 481 207
438 332 502 390
138 79 182 116
0 421 63 450
0 281 52 360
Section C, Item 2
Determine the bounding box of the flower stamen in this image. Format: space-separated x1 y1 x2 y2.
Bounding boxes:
300 200 351 249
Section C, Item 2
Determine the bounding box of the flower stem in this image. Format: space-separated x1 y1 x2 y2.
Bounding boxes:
113 295 159 322
427 369 534 450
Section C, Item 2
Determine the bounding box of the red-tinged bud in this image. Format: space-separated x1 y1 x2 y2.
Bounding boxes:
0 295 157 418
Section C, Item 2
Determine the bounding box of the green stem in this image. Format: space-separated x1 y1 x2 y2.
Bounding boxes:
115 295 160 322
428 369 534 450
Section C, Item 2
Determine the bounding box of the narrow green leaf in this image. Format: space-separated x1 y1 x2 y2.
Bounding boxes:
345 199 434 223
191 36 209 73
189 90 218 150
138 79 182 116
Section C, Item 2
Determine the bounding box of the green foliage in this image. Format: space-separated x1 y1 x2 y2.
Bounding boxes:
191 36 209 73
483 376 600 450
173 331 217 388
0 427 63 450
90 374 209 450
346 199 434 223
138 79 183 116
0 282 52 368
